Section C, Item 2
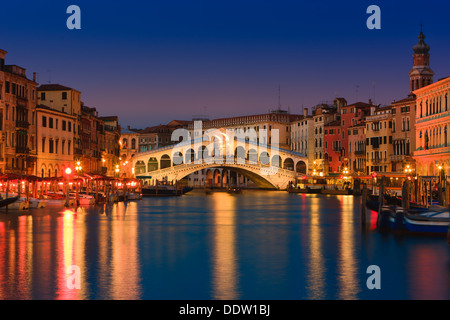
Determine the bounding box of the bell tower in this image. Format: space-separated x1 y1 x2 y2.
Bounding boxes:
409 26 434 92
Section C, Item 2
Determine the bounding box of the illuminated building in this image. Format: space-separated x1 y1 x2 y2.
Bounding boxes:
35 105 76 177
0 49 38 175
414 76 450 176
365 106 394 173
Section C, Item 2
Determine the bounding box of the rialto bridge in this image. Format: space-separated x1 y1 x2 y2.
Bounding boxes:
131 136 308 190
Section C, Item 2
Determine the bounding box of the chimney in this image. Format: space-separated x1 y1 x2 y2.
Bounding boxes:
33 72 36 82
304 108 309 117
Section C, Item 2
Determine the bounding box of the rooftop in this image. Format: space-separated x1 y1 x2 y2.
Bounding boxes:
324 120 341 127
37 84 79 92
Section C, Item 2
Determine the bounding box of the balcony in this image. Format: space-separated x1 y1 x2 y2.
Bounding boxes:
16 96 28 107
390 154 412 162
354 150 365 156
16 146 30 155
415 146 450 157
371 158 388 164
16 120 30 129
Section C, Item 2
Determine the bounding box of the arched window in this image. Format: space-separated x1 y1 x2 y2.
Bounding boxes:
131 138 136 150
445 126 448 147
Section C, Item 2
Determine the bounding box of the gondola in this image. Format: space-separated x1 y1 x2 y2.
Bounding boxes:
0 196 20 208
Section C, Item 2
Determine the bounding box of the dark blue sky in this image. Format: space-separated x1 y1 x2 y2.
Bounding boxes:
1 0 449 128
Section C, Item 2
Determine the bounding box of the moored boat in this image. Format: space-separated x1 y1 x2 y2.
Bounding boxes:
403 210 450 235
0 196 20 208
142 184 185 197
126 192 142 200
389 207 406 231
29 198 48 209
376 205 392 231
0 198 27 211
227 187 242 194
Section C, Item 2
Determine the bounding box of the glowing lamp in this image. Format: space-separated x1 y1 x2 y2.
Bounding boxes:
65 168 72 175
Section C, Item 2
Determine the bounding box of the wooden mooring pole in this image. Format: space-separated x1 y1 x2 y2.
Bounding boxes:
361 183 367 225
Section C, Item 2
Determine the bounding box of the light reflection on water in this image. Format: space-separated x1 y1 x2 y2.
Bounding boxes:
0 191 448 300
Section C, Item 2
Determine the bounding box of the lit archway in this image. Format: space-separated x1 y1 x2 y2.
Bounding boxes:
160 155 171 169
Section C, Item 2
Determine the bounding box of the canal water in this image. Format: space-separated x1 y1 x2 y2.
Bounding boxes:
0 191 448 300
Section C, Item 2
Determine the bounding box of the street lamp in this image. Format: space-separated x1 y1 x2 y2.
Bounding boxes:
75 161 82 173
64 167 73 207
115 164 120 178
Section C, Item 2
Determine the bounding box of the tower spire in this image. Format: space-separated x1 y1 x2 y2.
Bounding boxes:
409 26 434 92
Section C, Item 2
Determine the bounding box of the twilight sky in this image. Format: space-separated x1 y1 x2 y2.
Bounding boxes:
1 0 450 128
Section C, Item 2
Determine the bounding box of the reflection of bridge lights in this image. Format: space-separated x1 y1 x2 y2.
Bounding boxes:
63 209 76 220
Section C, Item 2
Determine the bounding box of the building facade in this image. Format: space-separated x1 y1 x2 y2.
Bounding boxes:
100 116 121 177
390 96 416 173
365 106 394 174
291 108 314 173
36 105 76 177
312 104 338 175
37 84 82 157
348 122 367 175
414 76 450 177
0 49 38 175
324 120 342 174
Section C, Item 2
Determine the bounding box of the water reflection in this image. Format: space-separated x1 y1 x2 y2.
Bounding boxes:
337 196 360 300
306 196 326 299
0 192 448 300
110 203 141 300
55 210 87 300
408 244 449 300
0 202 142 300
211 193 239 300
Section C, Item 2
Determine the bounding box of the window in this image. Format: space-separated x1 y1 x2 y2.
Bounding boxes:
62 140 65 155
62 120 66 131
56 119 58 130
68 122 72 132
49 140 54 153
68 141 71 155
42 116 47 127
42 138 46 153
41 92 45 100
55 140 59 154
62 92 67 100
49 117 53 129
